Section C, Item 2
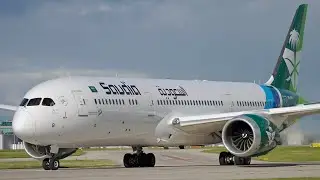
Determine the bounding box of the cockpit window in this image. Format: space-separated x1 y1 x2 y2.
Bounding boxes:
19 98 29 106
42 98 55 106
27 98 42 106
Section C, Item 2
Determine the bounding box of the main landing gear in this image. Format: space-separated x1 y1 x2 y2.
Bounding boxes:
42 155 60 170
219 151 251 165
123 147 156 168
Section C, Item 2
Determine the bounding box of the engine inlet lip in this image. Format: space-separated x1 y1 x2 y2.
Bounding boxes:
222 117 259 157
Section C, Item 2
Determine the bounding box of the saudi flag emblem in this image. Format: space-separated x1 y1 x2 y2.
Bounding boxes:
89 86 98 93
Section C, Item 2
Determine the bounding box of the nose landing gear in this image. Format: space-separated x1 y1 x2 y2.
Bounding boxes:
42 145 60 170
42 157 60 170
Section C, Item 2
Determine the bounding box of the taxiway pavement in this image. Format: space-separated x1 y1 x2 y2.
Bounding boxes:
1 148 320 180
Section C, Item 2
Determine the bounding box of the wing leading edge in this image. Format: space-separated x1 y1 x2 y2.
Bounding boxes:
169 103 320 135
0 104 17 111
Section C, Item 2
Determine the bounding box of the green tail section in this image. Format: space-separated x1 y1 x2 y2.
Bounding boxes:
266 4 308 93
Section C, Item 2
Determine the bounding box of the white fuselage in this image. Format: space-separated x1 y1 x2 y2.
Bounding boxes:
12 76 283 148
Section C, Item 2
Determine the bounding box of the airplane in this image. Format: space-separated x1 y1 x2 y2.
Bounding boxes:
0 4 316 170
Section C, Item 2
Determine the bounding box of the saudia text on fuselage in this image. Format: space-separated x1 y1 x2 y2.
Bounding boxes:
157 86 188 97
99 82 141 95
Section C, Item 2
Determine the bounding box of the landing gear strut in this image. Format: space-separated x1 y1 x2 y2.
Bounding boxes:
219 151 251 165
123 147 156 168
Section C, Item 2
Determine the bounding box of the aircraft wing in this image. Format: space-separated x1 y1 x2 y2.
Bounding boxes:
0 104 17 111
170 103 320 135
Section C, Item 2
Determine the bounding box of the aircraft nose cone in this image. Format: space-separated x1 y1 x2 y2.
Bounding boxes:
12 110 35 141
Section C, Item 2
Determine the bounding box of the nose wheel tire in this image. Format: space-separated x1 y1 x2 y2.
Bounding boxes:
42 158 50 170
50 159 60 170
42 158 59 170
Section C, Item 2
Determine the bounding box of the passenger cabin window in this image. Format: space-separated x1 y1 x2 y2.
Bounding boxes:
27 98 42 106
19 98 29 106
42 98 55 106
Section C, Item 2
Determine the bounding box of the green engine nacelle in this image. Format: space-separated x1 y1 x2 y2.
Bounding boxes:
222 114 281 157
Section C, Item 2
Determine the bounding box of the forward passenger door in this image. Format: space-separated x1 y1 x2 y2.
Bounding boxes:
71 90 99 117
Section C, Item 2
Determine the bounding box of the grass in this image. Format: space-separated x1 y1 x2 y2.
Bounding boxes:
0 159 116 169
202 146 320 162
72 149 86 156
241 178 320 180
0 149 86 159
255 146 320 162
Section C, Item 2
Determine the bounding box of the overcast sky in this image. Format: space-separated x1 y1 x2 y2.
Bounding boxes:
0 0 319 135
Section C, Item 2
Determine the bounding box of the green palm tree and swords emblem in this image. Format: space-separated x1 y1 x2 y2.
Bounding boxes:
285 29 300 92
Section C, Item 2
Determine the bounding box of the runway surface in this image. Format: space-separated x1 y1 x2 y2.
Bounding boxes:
1 148 320 180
